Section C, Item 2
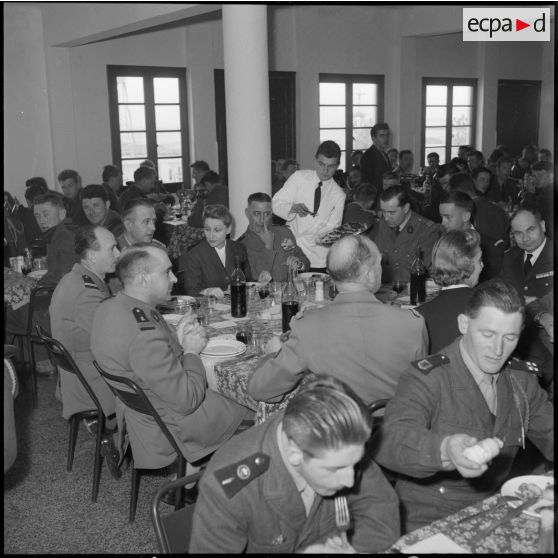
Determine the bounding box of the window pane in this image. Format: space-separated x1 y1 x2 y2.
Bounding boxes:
353 128 371 150
320 106 345 128
121 159 145 183
120 132 147 158
319 83 345 105
352 106 376 128
425 127 446 146
452 106 472 126
339 152 346 172
450 146 459 159
426 85 447 105
424 149 446 166
320 129 346 150
451 127 471 146
158 158 183 183
453 86 473 105
154 77 179 104
157 132 182 158
425 106 447 126
119 105 145 131
155 105 181 131
117 76 144 103
353 83 377 105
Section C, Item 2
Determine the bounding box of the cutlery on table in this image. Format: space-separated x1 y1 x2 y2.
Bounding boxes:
456 495 520 524
334 495 351 549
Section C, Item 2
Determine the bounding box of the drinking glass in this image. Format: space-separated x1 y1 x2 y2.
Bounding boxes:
235 324 253 345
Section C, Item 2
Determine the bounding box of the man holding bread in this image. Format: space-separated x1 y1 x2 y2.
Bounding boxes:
371 278 553 533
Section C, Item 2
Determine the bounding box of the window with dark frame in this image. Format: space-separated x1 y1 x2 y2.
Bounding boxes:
319 74 384 171
107 65 189 187
422 77 477 166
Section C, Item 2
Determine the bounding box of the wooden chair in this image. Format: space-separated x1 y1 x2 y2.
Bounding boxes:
93 361 187 522
36 325 107 502
151 471 203 553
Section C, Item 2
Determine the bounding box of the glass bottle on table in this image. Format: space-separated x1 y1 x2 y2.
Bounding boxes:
281 266 300 333
230 255 247 318
409 246 427 305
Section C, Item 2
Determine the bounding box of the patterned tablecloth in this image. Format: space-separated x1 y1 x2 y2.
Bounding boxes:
163 221 205 260
387 471 554 554
4 267 38 310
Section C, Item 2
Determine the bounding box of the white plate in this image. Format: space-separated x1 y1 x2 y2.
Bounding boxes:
501 475 554 518
27 270 47 279
175 295 196 304
298 272 328 281
201 336 247 357
162 314 184 327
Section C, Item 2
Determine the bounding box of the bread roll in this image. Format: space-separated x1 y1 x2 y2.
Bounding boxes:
463 437 503 464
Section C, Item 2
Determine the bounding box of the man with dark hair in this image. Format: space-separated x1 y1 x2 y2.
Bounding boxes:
471 166 492 196
118 198 165 250
426 152 440 174
15 180 48 244
511 144 538 180
342 183 378 230
190 160 210 188
359 122 392 195
238 192 309 282
272 158 299 197
81 184 124 237
25 176 48 190
537 148 552 163
467 150 484 173
372 278 553 533
371 185 439 283
396 149 414 175
191 376 400 553
117 166 156 212
523 160 554 232
248 235 427 406
57 168 87 228
188 170 229 228
49 225 121 475
485 156 520 205
457 145 473 160
91 245 251 477
101 164 122 210
272 141 346 271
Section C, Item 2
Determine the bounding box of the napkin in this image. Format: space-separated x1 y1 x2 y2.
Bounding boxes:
214 302 230 312
401 533 468 553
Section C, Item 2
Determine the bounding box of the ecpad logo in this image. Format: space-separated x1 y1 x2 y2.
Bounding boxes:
463 8 551 42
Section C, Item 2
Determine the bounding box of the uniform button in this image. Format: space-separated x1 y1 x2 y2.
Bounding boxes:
439 486 446 494
524 286 528 291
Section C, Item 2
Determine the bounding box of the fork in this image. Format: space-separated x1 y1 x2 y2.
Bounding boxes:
456 495 520 524
334 495 351 548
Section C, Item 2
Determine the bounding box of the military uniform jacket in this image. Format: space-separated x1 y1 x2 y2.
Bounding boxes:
501 239 554 301
189 412 400 553
40 222 78 286
371 337 553 527
248 290 428 406
359 144 391 193
90 292 248 467
237 225 310 283
372 211 440 284
49 263 116 419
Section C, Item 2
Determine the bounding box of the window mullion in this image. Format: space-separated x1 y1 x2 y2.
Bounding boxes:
346 81 352 163
446 82 454 162
144 72 157 164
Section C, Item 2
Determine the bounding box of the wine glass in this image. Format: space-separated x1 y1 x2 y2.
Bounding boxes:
21 256 33 276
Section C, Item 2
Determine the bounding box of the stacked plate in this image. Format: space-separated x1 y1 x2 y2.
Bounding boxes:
201 335 247 358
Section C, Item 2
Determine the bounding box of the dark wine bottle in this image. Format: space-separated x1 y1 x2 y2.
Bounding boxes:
410 246 427 305
230 256 247 318
281 266 300 332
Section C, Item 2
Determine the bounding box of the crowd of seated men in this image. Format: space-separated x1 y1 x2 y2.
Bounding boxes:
3 129 553 552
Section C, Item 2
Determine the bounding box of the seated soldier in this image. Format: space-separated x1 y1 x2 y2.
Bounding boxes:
237 192 309 283
57 169 88 229
342 183 378 232
117 198 166 251
81 184 124 238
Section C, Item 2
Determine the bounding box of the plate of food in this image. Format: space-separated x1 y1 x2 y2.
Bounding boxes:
500 475 554 518
297 272 329 281
201 336 247 358
317 222 369 246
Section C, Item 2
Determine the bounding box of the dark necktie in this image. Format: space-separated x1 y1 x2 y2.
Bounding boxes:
393 227 400 237
523 253 533 276
314 182 322 214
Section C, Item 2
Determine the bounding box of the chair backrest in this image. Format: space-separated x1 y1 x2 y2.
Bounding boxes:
151 471 203 553
368 398 390 431
35 324 103 415
93 361 183 460
28 284 56 337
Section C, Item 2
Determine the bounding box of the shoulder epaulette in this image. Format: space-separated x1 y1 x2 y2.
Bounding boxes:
411 353 450 374
214 452 270 499
132 307 156 331
507 358 540 376
82 274 99 290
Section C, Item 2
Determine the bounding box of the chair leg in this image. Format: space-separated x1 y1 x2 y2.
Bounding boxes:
174 456 187 510
92 416 105 503
67 416 80 472
130 466 141 522
28 338 38 408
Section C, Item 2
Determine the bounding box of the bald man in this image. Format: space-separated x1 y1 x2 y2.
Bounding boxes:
248 235 428 406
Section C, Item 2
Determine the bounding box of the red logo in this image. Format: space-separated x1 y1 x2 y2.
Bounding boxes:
515 19 530 32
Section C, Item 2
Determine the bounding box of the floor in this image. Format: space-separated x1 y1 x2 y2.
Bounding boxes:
4 368 176 554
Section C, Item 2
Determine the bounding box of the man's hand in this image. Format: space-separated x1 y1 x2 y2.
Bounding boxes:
181 321 208 355
285 256 303 270
290 203 312 217
200 287 225 298
443 434 489 478
257 220 274 250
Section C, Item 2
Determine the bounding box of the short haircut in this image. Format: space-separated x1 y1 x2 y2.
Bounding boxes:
448 173 476 196
459 145 473 153
75 225 102 259
464 278 525 323
134 166 156 182
387 148 398 156
538 148 551 158
102 165 121 182
247 192 272 205
531 161 552 173
81 184 108 202
122 198 155 220
450 157 468 169
427 152 440 161
57 169 79 183
370 122 389 139
510 205 543 226
439 190 474 213
190 160 210 172
203 204 233 227
327 235 379 283
383 170 400 181
140 159 156 169
496 155 514 168
282 375 372 457
468 150 484 162
471 166 491 180
380 184 411 207
116 245 158 285
200 170 222 187
33 191 66 209
282 159 298 170
437 163 459 179
430 230 481 287
25 182 48 202
315 140 341 161
352 183 377 204
25 176 48 190
399 149 412 160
